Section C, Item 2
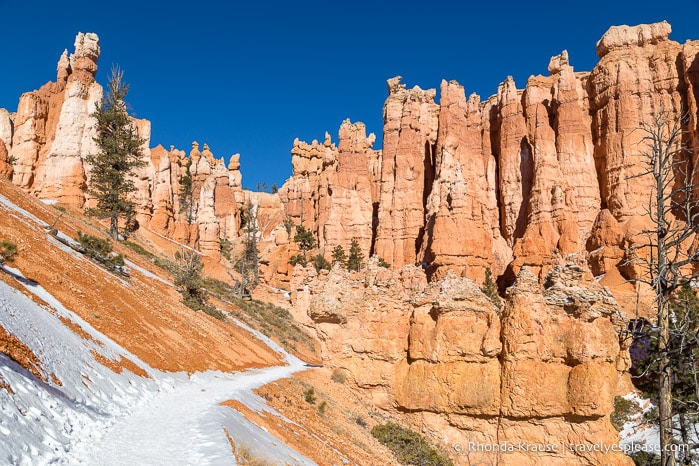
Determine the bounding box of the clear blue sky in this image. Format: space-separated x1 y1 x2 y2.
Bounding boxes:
1 0 697 190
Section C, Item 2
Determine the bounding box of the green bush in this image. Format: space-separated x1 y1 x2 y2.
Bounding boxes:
377 257 391 268
220 238 232 261
371 422 453 466
630 450 661 466
611 396 640 431
76 232 125 273
480 268 501 308
317 401 327 415
0 240 18 265
304 387 316 404
288 254 307 267
331 368 346 384
123 240 156 259
312 253 331 272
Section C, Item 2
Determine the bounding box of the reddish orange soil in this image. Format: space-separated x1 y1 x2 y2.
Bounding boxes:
221 368 400 466
0 324 51 383
0 178 282 374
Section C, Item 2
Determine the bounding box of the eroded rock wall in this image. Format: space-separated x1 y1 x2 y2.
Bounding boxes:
3 22 699 302
293 261 631 465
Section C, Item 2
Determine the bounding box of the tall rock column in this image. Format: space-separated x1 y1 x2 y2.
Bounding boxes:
419 80 506 281
316 119 377 256
33 32 103 207
374 77 439 268
497 76 532 246
498 265 631 465
589 21 684 221
510 52 601 279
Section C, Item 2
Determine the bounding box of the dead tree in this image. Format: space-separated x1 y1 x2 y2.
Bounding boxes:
627 109 699 466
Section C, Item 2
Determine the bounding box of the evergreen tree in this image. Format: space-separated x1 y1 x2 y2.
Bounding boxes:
347 239 364 272
289 225 315 266
331 244 347 267
173 248 210 311
85 67 146 239
312 253 331 272
481 268 502 309
178 160 194 224
234 202 259 297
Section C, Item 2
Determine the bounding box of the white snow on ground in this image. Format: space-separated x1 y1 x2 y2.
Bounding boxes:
0 191 318 465
66 365 313 466
618 392 696 460
123 259 172 286
0 265 316 465
0 191 314 466
0 275 158 466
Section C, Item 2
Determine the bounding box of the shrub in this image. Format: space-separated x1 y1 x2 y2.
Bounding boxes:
288 254 307 267
317 401 327 415
312 253 331 272
78 231 113 257
630 450 661 466
304 387 316 404
331 368 346 384
371 422 453 466
0 240 18 265
480 268 501 308
76 232 125 273
234 442 275 466
173 248 224 320
377 257 391 268
355 416 368 428
611 396 641 431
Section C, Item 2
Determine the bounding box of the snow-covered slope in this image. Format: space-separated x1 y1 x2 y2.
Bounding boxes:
0 179 315 465
0 270 314 465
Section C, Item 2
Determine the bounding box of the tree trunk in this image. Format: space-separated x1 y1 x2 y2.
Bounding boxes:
110 213 119 240
659 301 675 466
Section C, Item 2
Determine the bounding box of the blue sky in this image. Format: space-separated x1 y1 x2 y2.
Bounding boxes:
1 0 697 189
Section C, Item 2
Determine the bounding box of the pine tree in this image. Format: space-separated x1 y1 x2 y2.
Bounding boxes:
481 268 501 309
178 160 194 224
289 225 315 266
312 253 331 272
347 239 364 272
85 66 146 239
235 202 259 297
173 248 209 311
331 244 347 267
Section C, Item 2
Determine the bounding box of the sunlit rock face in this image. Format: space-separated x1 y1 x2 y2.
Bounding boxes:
4 23 699 303
373 76 439 270
291 261 631 465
